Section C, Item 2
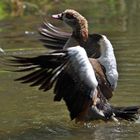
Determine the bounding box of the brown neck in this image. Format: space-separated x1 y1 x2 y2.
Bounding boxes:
72 20 88 42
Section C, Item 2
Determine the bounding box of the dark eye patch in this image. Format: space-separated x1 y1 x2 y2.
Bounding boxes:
65 13 73 19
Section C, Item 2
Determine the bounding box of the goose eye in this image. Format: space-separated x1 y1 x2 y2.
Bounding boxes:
65 14 73 19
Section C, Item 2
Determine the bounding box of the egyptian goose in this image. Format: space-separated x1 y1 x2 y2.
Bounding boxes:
40 9 116 100
5 45 139 122
3 10 139 122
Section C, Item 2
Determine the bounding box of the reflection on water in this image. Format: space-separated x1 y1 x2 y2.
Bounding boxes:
0 0 140 140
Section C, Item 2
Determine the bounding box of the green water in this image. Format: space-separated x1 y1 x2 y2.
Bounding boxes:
0 0 140 140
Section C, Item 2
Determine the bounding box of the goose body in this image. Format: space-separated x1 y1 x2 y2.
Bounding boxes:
38 9 139 121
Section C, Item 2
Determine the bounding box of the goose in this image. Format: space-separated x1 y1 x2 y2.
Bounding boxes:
3 9 139 122
39 9 117 100
5 45 139 122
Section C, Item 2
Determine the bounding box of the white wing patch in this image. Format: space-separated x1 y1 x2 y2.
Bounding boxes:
98 35 118 90
67 46 98 89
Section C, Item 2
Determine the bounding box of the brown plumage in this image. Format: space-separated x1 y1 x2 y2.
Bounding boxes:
89 59 113 99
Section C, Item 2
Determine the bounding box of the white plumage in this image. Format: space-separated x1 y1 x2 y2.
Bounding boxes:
98 35 118 90
67 46 98 89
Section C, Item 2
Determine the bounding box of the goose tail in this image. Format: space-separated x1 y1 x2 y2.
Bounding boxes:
112 106 140 121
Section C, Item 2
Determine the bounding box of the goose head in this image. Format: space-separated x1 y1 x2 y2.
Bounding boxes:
52 9 88 41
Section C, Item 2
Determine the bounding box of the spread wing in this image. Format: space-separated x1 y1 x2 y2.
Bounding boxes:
39 22 70 50
5 51 68 91
4 50 93 120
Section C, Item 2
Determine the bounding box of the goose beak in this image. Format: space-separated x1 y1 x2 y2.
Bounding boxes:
52 13 63 20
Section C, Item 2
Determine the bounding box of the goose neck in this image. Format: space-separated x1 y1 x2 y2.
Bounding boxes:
72 22 88 42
